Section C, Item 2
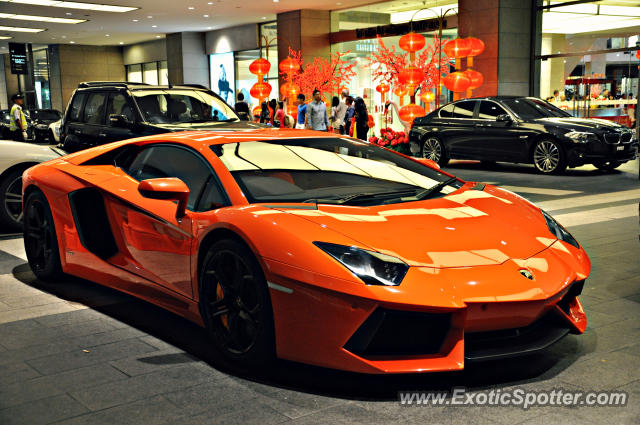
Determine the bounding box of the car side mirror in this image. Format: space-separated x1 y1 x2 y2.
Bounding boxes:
416 158 440 169
109 114 131 128
138 178 190 219
496 114 513 124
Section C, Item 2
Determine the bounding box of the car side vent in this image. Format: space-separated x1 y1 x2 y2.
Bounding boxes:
68 188 118 260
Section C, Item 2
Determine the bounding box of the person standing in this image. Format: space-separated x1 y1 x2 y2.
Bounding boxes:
9 94 28 142
353 97 370 141
331 95 347 134
274 101 285 128
306 89 329 131
344 96 355 136
295 94 307 129
259 102 271 125
234 93 250 120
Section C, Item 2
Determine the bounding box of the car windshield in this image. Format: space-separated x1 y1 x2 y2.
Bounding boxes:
132 89 238 124
30 110 61 121
502 98 571 119
213 138 462 205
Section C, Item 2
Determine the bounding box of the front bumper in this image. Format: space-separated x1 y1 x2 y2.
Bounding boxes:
264 241 590 374
567 139 638 166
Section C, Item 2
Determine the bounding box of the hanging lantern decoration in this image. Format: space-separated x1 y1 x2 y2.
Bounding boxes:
443 38 472 59
376 82 390 103
399 67 423 89
398 31 426 104
399 103 425 125
467 37 485 57
249 57 272 104
393 85 408 106
421 90 435 103
249 57 271 76
399 32 426 56
250 81 273 100
280 81 301 98
443 72 471 93
463 69 484 90
636 50 640 60
278 57 300 75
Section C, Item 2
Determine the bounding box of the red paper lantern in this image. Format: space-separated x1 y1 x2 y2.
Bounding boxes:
399 32 426 53
393 85 408 97
463 69 484 89
636 50 640 60
250 81 272 99
443 38 472 59
421 91 435 103
399 103 425 124
443 72 471 92
249 57 271 76
376 83 390 94
280 81 300 97
467 37 485 57
279 57 300 74
399 67 423 88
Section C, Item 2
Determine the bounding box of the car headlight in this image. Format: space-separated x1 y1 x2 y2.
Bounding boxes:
565 131 594 143
541 210 579 249
314 242 409 286
36 124 48 130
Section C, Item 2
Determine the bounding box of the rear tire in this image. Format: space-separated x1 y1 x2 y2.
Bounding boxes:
23 190 62 280
421 136 450 167
532 139 567 174
199 238 275 368
0 166 30 232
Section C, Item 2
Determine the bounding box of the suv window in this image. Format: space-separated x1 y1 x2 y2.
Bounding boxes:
83 92 107 125
478 101 508 120
439 103 454 118
68 93 86 122
132 89 237 124
127 145 219 211
106 93 135 123
452 101 476 119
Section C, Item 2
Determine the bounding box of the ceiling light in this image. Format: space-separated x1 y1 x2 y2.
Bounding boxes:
0 35 12 39
147 15 152 18
70 40 75 43
203 14 209 17
8 0 58 5
132 19 138 22
151 25 157 28
119 41 123 45
188 6 194 10
65 12 72 15
0 13 85 23
261 16 266 19
105 34 109 36
0 25 46 32
207 1 212 4
207 26 212 29
155 35 161 38
273 0 279 2
2 0 138 12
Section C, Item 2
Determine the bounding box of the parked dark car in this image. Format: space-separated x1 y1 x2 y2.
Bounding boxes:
28 109 62 143
409 96 639 174
0 109 34 141
61 82 264 152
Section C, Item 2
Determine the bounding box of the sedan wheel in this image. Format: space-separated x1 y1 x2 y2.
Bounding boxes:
422 137 449 167
532 139 566 174
199 239 274 367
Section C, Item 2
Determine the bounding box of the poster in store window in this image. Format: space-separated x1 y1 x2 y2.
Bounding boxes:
210 52 235 106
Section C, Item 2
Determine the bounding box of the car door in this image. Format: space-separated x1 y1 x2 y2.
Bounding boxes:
103 144 220 299
103 92 137 144
443 100 482 158
64 93 87 143
476 100 527 161
80 91 109 148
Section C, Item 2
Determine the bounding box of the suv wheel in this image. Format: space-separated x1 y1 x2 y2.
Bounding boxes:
532 139 567 174
421 136 449 167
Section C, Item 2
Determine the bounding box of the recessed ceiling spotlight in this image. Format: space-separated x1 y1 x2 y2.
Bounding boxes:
156 35 161 38
105 34 110 36
188 6 194 10
147 15 152 18
119 41 124 45
66 12 72 15
203 14 209 17
151 25 157 28
273 0 279 2
70 41 75 43
132 19 138 22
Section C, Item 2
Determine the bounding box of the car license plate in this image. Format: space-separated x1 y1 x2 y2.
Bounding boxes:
617 145 625 151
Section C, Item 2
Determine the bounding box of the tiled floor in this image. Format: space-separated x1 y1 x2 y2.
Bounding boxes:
0 159 638 424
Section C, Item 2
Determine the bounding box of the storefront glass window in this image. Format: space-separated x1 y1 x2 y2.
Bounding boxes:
233 47 279 112
127 64 142 83
159 61 168 85
143 62 158 85
538 0 640 127
32 46 51 109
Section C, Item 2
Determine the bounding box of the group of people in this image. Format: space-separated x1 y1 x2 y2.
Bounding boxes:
233 88 372 140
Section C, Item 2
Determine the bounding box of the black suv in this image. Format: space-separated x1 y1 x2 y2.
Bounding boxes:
62 82 262 152
409 96 638 174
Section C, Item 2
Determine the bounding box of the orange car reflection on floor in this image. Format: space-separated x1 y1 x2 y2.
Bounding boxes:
22 129 590 374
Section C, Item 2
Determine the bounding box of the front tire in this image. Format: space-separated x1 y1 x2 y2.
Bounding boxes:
199 238 275 368
532 139 567 174
0 166 30 232
421 136 450 167
23 190 62 280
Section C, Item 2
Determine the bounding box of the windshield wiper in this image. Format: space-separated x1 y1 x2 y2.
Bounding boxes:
303 189 420 205
184 118 238 123
410 177 458 201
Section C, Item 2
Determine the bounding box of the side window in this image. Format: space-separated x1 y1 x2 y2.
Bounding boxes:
68 93 86 122
478 101 508 120
128 145 219 211
452 101 476 119
106 93 135 123
196 177 226 212
83 92 107 125
439 103 454 118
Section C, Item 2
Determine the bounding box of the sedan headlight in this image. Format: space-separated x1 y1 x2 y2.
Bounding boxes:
314 242 409 286
36 124 48 130
541 210 579 248
565 131 594 144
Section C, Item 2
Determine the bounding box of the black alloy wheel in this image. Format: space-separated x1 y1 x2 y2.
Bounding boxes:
0 166 29 232
421 136 450 167
594 160 622 172
199 239 274 367
532 139 567 174
23 190 62 280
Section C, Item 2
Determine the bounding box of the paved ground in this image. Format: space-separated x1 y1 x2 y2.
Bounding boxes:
0 159 638 425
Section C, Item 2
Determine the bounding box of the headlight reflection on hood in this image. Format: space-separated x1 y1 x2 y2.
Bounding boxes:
313 242 409 286
541 210 579 249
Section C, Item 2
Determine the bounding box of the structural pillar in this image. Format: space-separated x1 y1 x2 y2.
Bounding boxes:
166 32 209 88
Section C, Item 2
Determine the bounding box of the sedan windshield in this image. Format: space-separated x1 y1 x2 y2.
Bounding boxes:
213 138 462 205
502 98 571 119
132 89 238 124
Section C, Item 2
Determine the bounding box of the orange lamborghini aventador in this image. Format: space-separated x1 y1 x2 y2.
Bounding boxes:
22 129 590 373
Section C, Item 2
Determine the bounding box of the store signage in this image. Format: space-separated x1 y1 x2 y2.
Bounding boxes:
9 43 28 75
355 18 446 39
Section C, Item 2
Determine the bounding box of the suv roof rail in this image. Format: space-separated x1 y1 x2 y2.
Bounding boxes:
77 81 150 88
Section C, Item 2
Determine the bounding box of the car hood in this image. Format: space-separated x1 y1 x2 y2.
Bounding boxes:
262 184 556 268
148 120 265 132
533 117 626 131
